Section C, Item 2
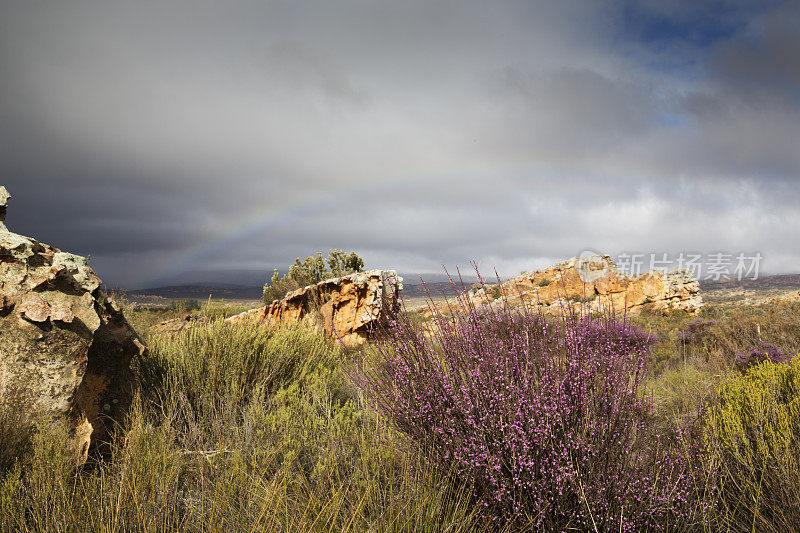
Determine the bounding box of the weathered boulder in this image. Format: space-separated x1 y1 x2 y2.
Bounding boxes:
149 313 207 338
227 270 403 345
0 187 145 461
462 254 702 316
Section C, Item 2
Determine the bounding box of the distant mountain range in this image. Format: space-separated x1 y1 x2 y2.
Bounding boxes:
122 273 800 303
125 282 463 301
124 278 476 302
127 284 264 301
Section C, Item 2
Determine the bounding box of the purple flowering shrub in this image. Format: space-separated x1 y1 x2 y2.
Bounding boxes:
734 341 791 373
358 293 696 530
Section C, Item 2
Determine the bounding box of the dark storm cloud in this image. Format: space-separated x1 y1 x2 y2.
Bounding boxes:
0 0 798 287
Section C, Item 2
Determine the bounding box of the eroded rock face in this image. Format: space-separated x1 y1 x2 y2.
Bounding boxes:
465 255 702 316
0 187 145 461
227 270 403 345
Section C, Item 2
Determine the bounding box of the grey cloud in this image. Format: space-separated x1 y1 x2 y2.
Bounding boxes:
0 0 797 287
710 3 800 101
479 67 660 162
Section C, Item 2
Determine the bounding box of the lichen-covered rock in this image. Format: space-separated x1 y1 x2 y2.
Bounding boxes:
462 254 702 316
0 187 145 461
227 270 403 345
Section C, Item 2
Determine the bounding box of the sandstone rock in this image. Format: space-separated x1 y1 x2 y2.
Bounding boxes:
463 254 702 316
0 188 145 461
0 186 9 232
227 270 403 345
149 313 207 338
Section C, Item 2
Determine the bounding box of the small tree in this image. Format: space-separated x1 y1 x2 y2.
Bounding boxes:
263 250 365 304
327 250 364 277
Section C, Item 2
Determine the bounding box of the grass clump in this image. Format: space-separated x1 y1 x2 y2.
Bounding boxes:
1 319 477 532
0 388 35 477
196 299 254 321
702 356 800 531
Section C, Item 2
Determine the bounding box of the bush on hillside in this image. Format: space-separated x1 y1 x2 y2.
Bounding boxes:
635 301 800 370
358 292 696 530
166 298 201 313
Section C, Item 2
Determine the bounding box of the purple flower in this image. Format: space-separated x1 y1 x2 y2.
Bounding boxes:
357 275 696 530
734 341 791 373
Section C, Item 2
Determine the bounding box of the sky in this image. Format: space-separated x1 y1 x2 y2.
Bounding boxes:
1 0 798 288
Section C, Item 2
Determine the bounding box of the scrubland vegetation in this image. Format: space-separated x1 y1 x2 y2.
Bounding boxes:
2 289 800 531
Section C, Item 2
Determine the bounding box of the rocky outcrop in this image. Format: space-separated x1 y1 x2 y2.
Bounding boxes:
227 270 403 345
0 187 145 461
464 254 702 316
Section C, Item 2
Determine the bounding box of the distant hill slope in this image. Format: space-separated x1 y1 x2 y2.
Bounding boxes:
402 281 473 298
124 272 800 303
700 273 800 291
128 285 264 300
127 279 470 303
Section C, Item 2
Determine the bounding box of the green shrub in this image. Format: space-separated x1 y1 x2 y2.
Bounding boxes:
263 249 365 304
167 298 201 313
0 417 79 531
646 364 722 426
537 278 551 287
703 357 800 531
262 273 304 305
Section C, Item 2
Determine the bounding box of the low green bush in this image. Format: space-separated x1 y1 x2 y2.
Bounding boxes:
166 298 201 313
703 357 800 531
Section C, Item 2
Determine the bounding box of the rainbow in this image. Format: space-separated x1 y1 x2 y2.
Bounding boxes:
137 171 456 288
